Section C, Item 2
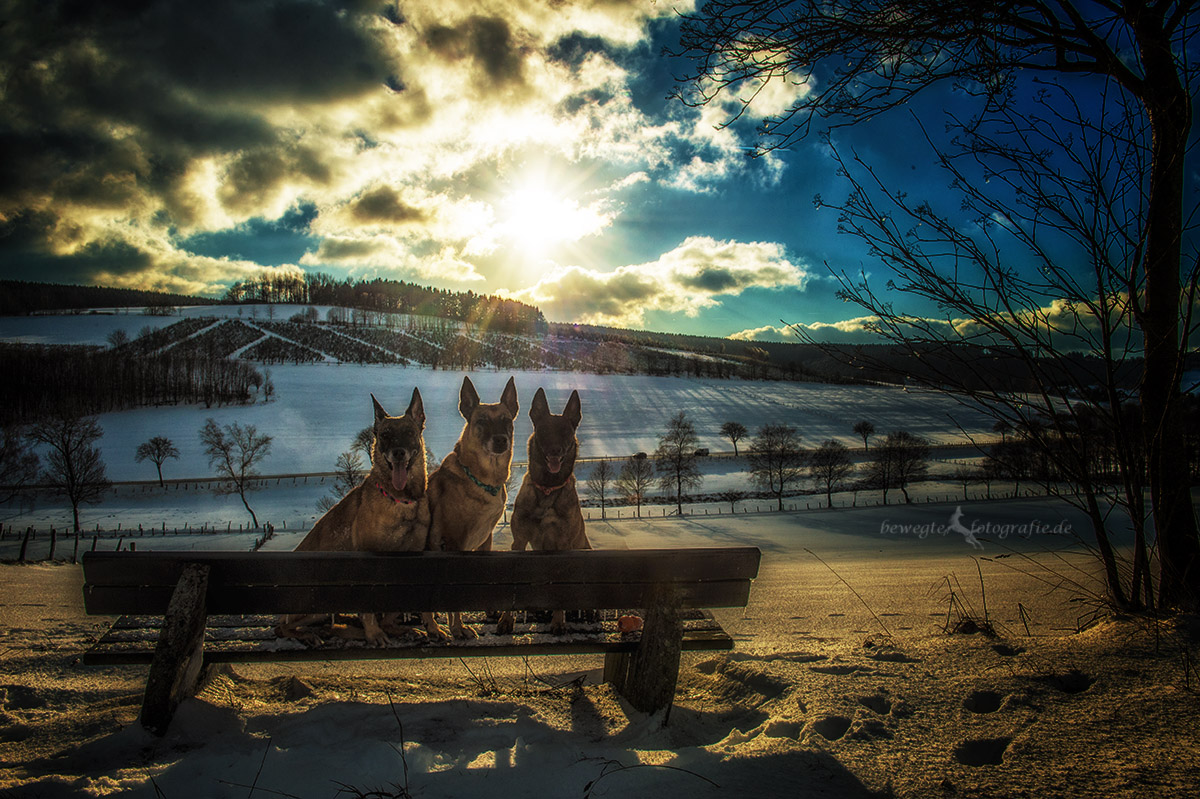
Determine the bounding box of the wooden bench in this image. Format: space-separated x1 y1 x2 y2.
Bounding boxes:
81 547 761 734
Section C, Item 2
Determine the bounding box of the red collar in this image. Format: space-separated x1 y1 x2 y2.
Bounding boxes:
532 473 574 496
375 481 416 506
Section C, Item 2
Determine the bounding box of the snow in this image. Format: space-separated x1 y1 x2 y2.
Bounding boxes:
3 309 1196 797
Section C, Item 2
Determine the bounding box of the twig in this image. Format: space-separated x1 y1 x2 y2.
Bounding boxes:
248 738 272 798
975 558 989 624
217 783 302 799
383 690 410 796
584 761 718 798
804 548 892 637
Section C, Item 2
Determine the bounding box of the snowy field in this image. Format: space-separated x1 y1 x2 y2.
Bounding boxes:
3 305 1001 536
2 306 996 482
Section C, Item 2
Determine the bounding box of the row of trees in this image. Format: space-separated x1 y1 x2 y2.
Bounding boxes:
2 414 274 560
584 412 938 518
223 273 544 334
2 343 266 426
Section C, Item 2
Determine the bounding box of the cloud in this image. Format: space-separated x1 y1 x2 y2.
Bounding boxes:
508 236 807 326
347 186 427 225
730 317 886 345
0 0 794 298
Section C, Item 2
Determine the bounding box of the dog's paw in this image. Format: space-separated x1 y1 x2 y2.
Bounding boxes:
549 610 568 636
425 623 452 643
496 612 515 635
276 626 324 647
453 624 479 640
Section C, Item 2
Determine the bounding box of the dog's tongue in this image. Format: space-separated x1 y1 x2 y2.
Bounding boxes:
546 456 563 474
391 463 408 492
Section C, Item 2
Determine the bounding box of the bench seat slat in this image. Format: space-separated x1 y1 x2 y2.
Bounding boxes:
82 610 735 665
83 578 753 615
80 548 763 589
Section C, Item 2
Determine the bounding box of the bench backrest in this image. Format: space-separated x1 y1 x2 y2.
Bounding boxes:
81 548 762 615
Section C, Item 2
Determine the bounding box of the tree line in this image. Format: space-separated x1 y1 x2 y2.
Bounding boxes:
0 343 266 426
223 272 544 334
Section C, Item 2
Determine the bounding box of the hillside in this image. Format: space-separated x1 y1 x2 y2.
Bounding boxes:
109 311 839 382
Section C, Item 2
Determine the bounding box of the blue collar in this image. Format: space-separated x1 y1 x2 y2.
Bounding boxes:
462 464 501 496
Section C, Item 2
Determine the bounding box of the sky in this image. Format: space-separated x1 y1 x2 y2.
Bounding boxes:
0 1 1191 344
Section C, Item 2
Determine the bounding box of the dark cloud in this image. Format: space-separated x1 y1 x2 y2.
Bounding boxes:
547 33 613 68
312 237 383 260
675 266 742 293
219 144 334 215
426 16 525 87
0 0 391 235
350 186 426 224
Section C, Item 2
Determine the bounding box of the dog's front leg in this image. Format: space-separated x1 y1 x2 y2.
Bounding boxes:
275 613 327 647
360 613 390 647
549 609 567 636
449 611 478 640
422 612 451 642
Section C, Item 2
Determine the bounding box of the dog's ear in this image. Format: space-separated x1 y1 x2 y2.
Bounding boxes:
563 390 581 429
459 376 479 419
500 376 519 416
530 387 549 423
371 393 388 424
406 387 425 429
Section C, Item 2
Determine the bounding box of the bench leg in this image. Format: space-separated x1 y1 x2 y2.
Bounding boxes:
609 587 682 721
140 563 210 735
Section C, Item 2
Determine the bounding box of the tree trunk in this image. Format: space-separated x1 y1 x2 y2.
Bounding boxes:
239 489 259 529
1139 39 1200 607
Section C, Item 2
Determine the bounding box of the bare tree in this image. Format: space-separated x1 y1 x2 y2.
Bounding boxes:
748 424 806 511
951 464 984 502
352 426 374 458
720 421 748 456
317 450 365 513
865 431 931 506
617 454 654 518
585 458 614 520
135 436 180 487
719 490 748 513
655 412 704 515
672 0 1200 606
106 329 129 349
852 420 875 451
30 412 111 560
199 418 272 529
809 439 854 508
0 425 39 506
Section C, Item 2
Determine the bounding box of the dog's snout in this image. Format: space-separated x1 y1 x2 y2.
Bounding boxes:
491 436 509 453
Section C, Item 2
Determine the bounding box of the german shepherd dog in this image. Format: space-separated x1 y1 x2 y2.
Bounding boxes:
277 389 436 646
499 387 590 635
426 375 519 639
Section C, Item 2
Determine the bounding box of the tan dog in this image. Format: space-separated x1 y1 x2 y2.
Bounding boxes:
499 388 589 635
277 389 436 646
426 375 518 639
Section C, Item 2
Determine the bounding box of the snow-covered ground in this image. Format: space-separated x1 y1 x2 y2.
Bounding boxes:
4 309 1198 798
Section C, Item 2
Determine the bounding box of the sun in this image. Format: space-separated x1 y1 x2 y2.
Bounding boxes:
497 177 609 257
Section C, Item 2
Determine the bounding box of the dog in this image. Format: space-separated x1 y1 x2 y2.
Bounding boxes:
499 387 590 635
426 375 518 639
277 389 436 646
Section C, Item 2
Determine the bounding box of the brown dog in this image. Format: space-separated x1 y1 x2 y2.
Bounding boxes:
499 387 590 635
426 375 518 639
277 389 436 646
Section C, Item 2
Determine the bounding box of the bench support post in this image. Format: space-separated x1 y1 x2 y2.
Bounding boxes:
140 562 210 735
609 586 682 720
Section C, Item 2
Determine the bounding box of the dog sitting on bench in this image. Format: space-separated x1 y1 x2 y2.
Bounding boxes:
277 389 437 646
